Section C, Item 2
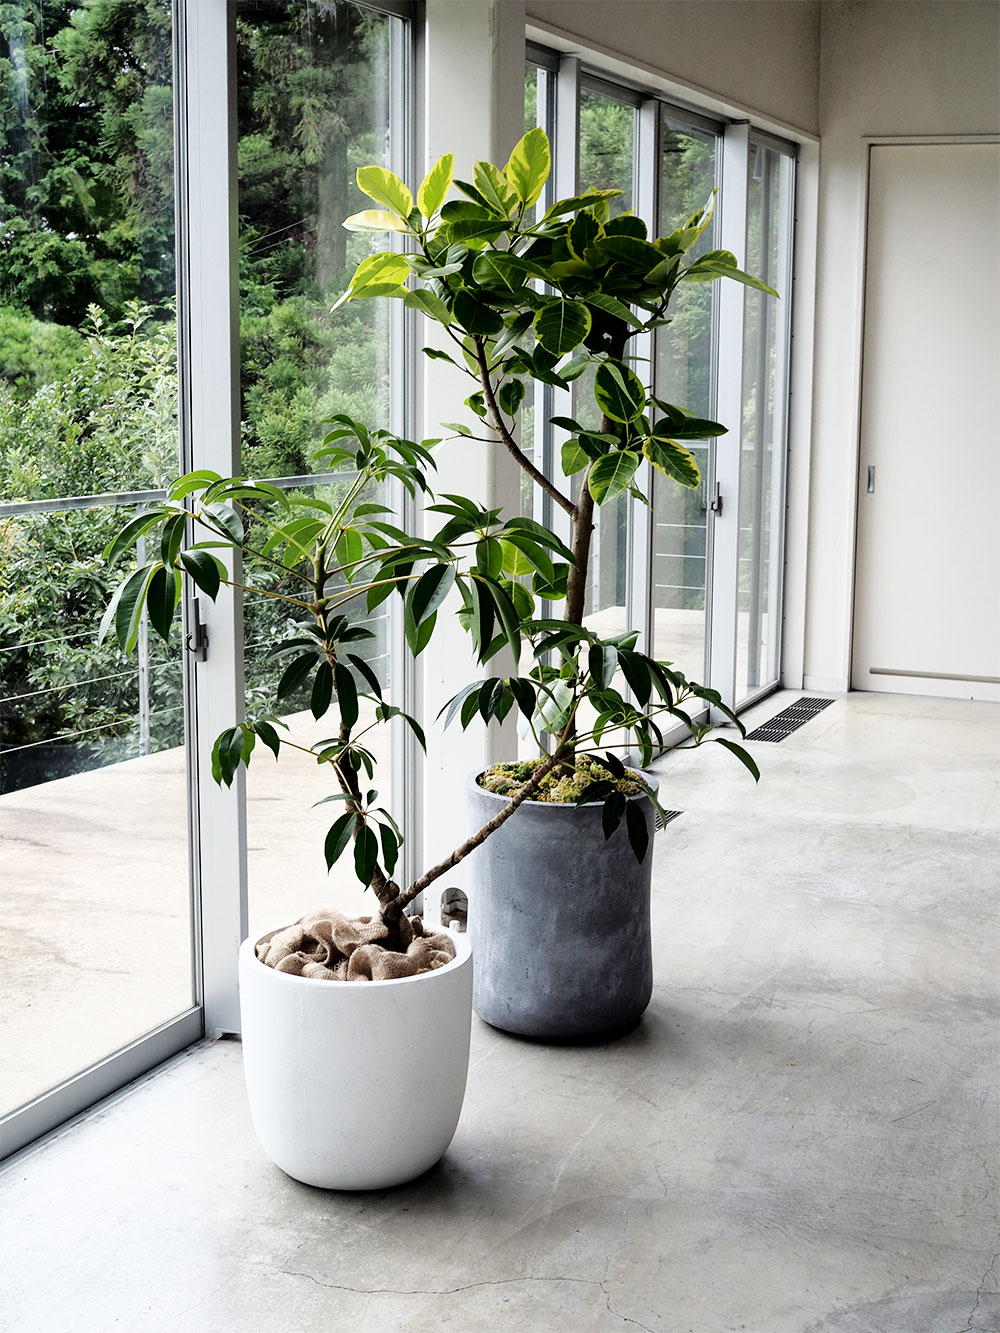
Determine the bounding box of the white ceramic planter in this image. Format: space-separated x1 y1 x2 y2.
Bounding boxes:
239 927 473 1190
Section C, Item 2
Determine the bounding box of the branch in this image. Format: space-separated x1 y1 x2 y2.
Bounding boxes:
472 336 577 519
398 747 564 907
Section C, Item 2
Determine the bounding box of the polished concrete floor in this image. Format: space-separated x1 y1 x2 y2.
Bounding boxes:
1 691 998 1332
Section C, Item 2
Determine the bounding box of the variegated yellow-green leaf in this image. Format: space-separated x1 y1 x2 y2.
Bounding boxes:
342 209 409 233
642 436 701 489
594 359 645 423
588 450 640 504
418 153 454 219
502 127 551 207
561 438 589 476
331 251 411 311
534 298 591 356
473 160 518 216
356 165 413 219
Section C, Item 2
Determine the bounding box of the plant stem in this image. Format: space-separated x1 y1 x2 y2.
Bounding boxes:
398 746 564 908
473 336 576 519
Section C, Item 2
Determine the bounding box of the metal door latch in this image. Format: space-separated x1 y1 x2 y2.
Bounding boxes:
185 598 209 662
710 482 723 516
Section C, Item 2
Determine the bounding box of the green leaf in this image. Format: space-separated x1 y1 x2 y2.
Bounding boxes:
378 822 399 877
602 791 627 841
115 563 158 653
561 438 589 476
713 737 761 782
453 287 505 335
169 470 221 500
594 360 646 424
642 436 701 489
409 563 455 626
446 218 508 247
508 676 536 719
681 249 778 296
418 153 454 219
542 188 623 220
534 298 591 356
335 527 364 578
356 165 413 218
502 127 551 206
103 510 167 566
253 720 281 760
325 812 355 871
502 532 554 584
588 643 619 689
311 661 334 719
624 799 650 864
278 651 316 699
472 251 536 293
211 726 246 788
585 292 642 328
651 400 728 440
145 564 180 641
497 379 525 417
354 822 379 886
403 288 452 324
334 662 359 728
591 233 666 273
588 451 640 504
617 648 652 706
178 549 223 601
345 653 383 700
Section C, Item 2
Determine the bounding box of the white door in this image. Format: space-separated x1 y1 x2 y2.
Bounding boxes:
852 142 1000 701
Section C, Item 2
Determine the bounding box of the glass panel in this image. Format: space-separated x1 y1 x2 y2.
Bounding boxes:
522 61 553 525
736 141 792 702
577 88 637 639
235 1 403 932
652 119 719 685
0 3 190 1117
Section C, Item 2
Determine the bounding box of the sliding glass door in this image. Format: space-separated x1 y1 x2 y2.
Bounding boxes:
0 0 197 1152
525 48 797 719
0 0 415 1161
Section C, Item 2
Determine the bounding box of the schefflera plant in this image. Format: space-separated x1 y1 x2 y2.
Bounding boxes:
335 129 772 847
100 419 576 948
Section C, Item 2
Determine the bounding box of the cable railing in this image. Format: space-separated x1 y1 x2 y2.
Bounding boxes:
1 474 395 793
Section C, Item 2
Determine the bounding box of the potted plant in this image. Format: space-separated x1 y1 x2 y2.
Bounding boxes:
100 417 577 1188
335 128 773 1037
102 129 772 1186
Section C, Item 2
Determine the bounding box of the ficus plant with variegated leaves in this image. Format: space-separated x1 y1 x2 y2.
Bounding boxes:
101 130 771 952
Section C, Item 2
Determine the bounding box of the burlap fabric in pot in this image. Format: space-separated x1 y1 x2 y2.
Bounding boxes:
256 909 456 981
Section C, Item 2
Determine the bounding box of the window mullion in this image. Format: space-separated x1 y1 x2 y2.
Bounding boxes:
178 0 246 1035
708 121 750 717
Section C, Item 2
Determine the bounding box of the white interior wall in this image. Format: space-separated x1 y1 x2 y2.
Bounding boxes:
417 0 526 907
805 0 1000 692
525 0 821 136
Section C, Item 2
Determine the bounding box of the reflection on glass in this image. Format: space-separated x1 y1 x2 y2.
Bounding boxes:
0 2 189 1117
653 120 719 685
236 1 401 930
737 141 791 702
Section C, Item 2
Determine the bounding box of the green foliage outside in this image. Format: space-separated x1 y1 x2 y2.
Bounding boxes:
0 0 396 789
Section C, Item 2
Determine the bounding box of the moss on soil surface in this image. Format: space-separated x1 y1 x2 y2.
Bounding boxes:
478 753 648 803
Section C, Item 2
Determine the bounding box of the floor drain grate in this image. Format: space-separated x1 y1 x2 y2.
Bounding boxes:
745 696 835 742
655 809 683 831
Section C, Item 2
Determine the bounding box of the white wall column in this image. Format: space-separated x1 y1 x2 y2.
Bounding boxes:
417 1 525 902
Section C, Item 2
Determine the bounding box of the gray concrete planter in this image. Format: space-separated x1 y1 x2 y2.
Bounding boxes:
465 771 659 1040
